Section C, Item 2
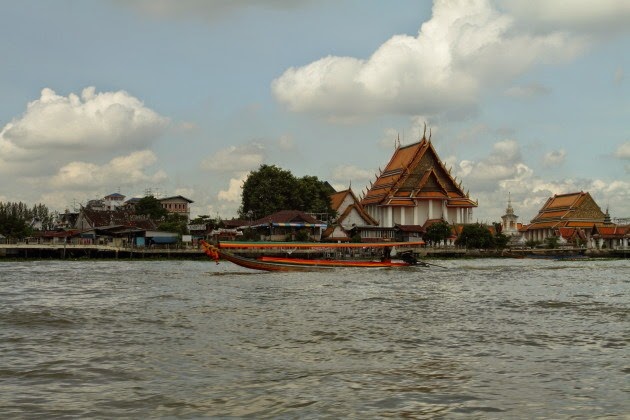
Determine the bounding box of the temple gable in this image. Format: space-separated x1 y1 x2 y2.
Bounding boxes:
360 136 477 228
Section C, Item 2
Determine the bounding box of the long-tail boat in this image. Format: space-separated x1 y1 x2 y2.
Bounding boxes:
200 240 428 272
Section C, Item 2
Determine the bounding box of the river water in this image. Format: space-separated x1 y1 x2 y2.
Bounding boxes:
0 258 627 418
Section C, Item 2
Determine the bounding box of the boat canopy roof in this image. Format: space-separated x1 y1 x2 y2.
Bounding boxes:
219 240 424 249
251 222 327 228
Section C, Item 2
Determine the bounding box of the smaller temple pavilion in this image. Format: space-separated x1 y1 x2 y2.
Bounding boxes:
521 191 605 246
361 134 477 228
500 193 521 236
323 188 379 242
591 211 629 250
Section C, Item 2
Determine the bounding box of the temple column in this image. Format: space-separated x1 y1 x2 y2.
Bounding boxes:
413 202 419 225
386 207 393 228
428 200 433 219
400 207 405 225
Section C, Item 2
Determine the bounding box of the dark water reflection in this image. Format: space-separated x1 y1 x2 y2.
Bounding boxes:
0 258 628 418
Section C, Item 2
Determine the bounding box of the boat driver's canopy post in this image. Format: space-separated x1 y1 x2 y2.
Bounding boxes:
382 246 392 261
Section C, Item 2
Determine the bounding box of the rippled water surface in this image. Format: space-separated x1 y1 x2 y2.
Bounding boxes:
1 258 628 418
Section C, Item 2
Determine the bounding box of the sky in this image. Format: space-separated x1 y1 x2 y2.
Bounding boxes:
1 0 628 225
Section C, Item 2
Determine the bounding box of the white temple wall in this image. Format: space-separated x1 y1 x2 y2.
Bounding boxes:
366 202 475 228
445 208 458 224
342 209 368 228
416 203 428 225
404 207 414 225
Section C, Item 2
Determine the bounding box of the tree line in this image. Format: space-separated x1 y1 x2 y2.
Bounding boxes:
423 220 510 249
239 164 335 220
1 165 511 248
0 202 56 239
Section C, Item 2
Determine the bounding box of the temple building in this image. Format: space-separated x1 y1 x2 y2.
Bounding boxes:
500 193 520 236
521 191 605 245
323 188 378 242
360 136 477 228
591 214 629 250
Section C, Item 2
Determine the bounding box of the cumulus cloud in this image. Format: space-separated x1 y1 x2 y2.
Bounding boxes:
614 141 630 159
502 0 630 34
200 142 265 172
543 149 567 167
218 174 247 203
49 150 167 189
272 0 586 119
331 165 373 185
0 87 169 175
615 141 630 173
456 139 524 191
447 138 630 223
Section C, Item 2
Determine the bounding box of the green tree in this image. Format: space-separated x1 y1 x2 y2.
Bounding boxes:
239 164 334 219
0 201 33 239
545 236 560 249
455 223 495 249
239 165 298 219
158 213 189 236
425 220 451 245
135 195 168 220
494 233 510 249
526 239 540 249
294 229 310 242
295 175 335 217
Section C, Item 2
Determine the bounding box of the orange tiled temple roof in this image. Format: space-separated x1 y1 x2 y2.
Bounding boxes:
360 138 476 208
524 192 606 231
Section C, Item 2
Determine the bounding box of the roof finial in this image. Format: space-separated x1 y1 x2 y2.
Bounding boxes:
428 127 432 141
423 122 427 140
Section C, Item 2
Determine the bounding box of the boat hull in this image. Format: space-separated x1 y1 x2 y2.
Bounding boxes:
200 240 423 272
218 248 326 272
258 256 411 268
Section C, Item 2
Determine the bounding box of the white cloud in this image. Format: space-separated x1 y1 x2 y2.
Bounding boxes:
502 0 630 34
614 141 630 159
218 174 247 203
49 150 167 189
272 0 585 119
200 142 265 172
0 87 169 175
543 149 567 167
448 138 630 223
331 165 373 186
615 141 630 173
456 139 524 190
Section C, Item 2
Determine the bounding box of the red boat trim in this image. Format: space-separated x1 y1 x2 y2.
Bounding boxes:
258 256 411 268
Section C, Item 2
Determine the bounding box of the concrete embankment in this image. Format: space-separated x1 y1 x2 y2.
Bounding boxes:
0 244 206 259
0 244 626 260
